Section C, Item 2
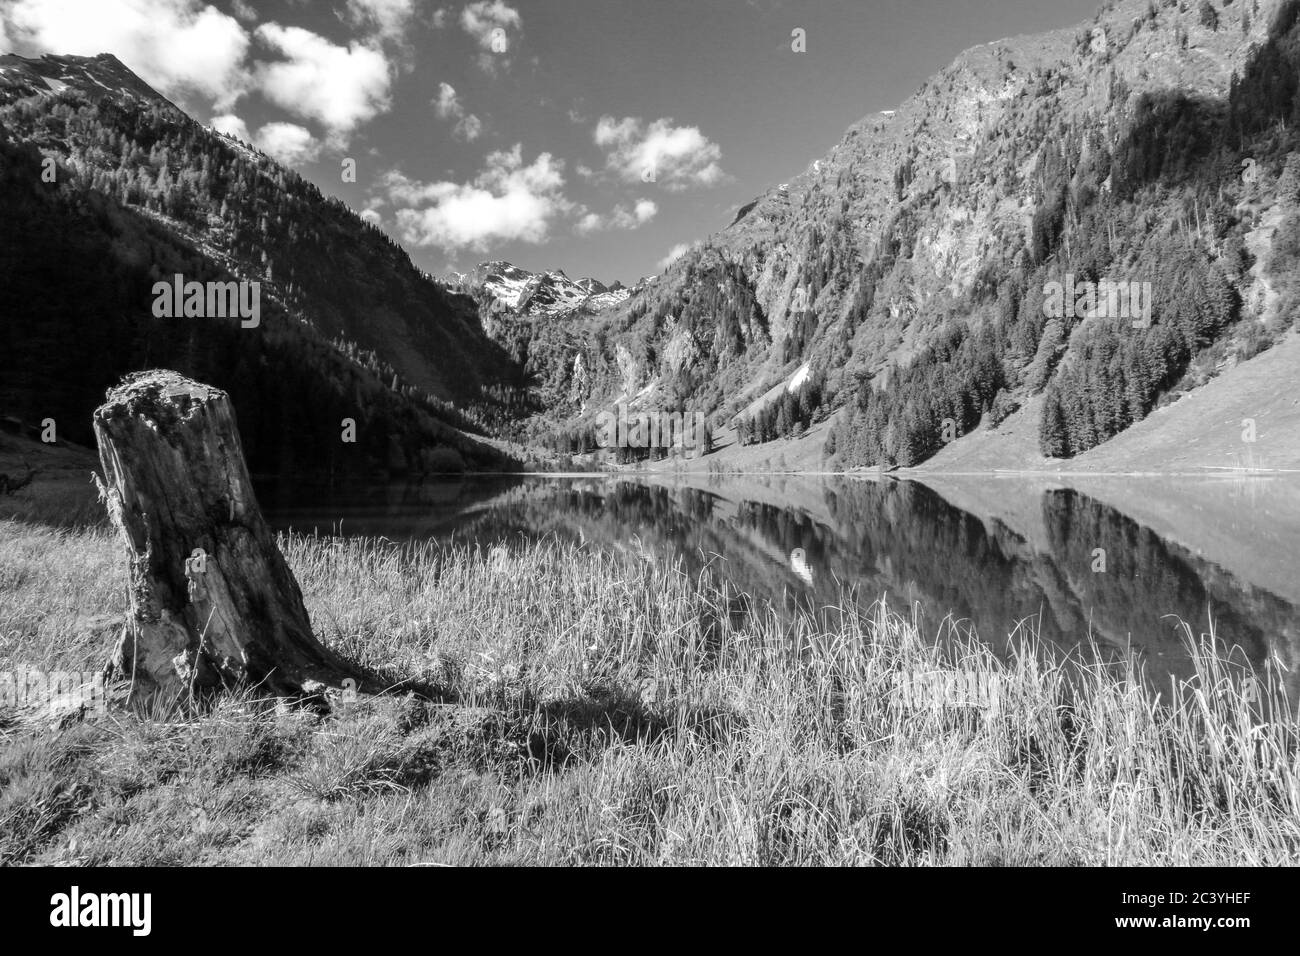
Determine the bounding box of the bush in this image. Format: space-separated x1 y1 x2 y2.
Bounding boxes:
1236 320 1272 362
988 389 1020 429
1268 212 1300 277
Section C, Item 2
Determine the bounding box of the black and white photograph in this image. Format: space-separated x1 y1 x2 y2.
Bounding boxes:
0 0 1295 912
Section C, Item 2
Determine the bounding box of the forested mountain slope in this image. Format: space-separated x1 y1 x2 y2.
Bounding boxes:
539 0 1300 471
0 53 520 477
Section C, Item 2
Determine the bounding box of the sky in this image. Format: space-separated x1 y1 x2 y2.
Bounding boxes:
0 0 1103 285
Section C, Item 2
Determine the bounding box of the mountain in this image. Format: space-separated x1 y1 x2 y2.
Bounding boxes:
446 261 650 440
450 260 634 318
0 52 176 105
0 52 522 476
10 0 1300 480
537 0 1300 470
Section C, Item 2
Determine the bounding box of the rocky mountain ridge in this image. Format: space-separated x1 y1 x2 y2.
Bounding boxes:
449 260 647 318
524 0 1300 471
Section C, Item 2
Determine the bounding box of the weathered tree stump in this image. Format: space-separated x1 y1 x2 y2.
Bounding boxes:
93 370 357 704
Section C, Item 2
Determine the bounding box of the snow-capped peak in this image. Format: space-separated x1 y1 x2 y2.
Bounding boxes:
458 261 631 317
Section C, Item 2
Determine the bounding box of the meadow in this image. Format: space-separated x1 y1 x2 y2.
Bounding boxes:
1 517 1297 865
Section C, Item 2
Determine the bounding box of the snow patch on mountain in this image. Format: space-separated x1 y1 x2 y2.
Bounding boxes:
0 53 178 107
452 260 633 317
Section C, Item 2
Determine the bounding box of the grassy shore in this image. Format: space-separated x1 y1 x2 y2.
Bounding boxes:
1 516 1297 865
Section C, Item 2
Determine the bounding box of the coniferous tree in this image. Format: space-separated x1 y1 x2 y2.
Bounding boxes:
1039 390 1069 457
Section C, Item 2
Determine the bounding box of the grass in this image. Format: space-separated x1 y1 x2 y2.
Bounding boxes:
0 516 1297 865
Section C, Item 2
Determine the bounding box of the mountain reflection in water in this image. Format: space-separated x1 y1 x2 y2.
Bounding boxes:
258 473 1300 699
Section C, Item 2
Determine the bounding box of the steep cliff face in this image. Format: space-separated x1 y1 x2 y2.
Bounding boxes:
546 0 1300 469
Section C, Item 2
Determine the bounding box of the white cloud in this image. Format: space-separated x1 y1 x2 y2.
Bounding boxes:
433 81 459 118
595 115 725 190
209 117 321 167
575 198 658 235
255 121 321 166
254 23 391 140
658 241 697 270
434 81 482 141
345 0 415 41
0 17 11 52
230 0 256 23
431 7 449 29
209 112 251 142
632 198 658 223
455 112 483 141
382 143 572 252
360 207 383 226
460 0 520 48
2 0 251 109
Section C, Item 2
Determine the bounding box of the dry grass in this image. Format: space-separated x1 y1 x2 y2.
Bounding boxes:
0 517 1297 865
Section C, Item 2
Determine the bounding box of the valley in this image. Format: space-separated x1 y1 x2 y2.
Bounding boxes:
2 0 1298 876
5 2 1300 477
422 0 1300 480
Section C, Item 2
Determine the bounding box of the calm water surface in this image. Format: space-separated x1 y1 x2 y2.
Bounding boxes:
257 473 1300 697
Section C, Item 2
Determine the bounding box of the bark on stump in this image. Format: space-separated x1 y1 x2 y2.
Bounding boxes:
93 369 356 704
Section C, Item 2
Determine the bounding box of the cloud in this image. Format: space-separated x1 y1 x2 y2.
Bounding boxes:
2 0 251 109
595 115 726 190
658 241 697 270
345 0 415 41
575 198 658 235
382 143 572 252
632 198 658 223
254 23 391 141
230 0 256 23
453 112 483 142
431 7 449 29
433 82 459 117
254 121 322 165
209 112 251 142
211 114 320 167
433 81 483 141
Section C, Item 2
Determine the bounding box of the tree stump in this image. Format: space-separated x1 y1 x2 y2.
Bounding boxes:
93 370 357 704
